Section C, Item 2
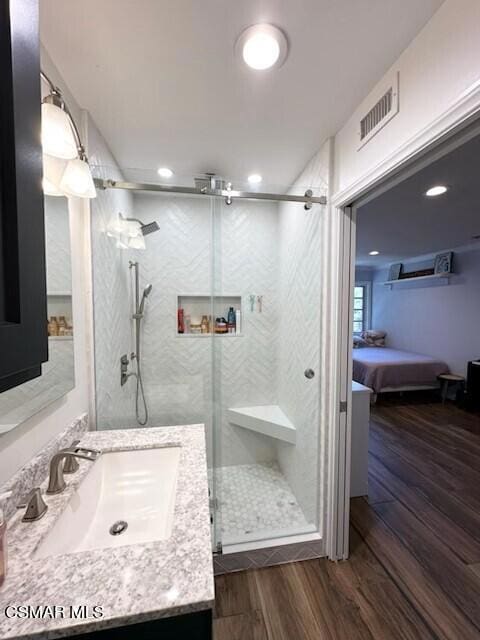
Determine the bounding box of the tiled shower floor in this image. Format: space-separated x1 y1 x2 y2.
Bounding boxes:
211 462 309 541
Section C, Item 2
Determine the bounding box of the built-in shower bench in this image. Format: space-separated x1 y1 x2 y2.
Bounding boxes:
227 405 296 444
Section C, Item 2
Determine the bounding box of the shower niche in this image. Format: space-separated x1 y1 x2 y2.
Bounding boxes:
176 295 242 337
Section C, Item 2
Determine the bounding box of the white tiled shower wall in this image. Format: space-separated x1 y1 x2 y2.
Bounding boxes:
89 115 137 429
45 196 72 294
0 197 75 429
130 194 279 466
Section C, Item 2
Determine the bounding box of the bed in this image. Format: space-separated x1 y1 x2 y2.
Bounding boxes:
352 347 449 399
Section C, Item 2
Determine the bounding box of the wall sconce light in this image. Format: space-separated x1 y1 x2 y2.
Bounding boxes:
41 71 96 199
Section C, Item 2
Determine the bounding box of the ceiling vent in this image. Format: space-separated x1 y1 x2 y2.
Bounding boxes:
358 72 399 150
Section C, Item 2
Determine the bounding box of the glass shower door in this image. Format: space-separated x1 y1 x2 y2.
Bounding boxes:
211 193 323 550
90 164 324 553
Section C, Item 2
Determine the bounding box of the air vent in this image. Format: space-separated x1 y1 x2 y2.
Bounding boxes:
361 89 392 140
358 72 399 149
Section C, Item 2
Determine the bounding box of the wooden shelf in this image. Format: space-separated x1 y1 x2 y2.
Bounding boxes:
47 291 72 297
383 273 454 287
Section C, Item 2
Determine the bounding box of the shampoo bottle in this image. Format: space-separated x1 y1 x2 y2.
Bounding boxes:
227 307 236 333
235 309 241 335
177 308 185 334
0 491 12 587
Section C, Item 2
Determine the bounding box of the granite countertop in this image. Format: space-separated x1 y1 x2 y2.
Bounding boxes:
0 425 214 639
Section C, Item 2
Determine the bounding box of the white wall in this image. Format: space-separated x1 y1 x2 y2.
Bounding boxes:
372 248 480 375
334 0 480 195
355 267 374 284
0 49 93 485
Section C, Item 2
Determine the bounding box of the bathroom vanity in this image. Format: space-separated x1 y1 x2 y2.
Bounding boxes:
0 425 214 639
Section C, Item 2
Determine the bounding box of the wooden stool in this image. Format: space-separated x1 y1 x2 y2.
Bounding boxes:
437 373 465 404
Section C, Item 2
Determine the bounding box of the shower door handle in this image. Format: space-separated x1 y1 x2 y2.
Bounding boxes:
304 369 315 379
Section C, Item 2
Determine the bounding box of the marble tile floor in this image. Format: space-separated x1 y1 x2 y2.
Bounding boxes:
210 462 310 542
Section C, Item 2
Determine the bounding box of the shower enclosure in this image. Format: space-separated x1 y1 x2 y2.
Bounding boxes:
91 168 327 555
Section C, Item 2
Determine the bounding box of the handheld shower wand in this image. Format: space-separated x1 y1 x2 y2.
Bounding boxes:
138 284 153 316
128 261 152 426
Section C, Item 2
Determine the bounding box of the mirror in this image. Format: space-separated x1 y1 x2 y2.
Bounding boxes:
0 196 75 434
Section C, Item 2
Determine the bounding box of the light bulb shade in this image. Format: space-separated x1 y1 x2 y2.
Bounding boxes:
106 213 125 238
60 158 96 199
124 220 142 238
41 102 78 159
129 235 146 250
42 177 63 197
42 154 67 196
116 235 130 250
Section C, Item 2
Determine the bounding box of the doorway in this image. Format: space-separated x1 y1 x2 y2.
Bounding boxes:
333 115 480 635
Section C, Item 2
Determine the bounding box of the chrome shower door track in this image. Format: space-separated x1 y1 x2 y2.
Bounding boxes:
94 178 327 206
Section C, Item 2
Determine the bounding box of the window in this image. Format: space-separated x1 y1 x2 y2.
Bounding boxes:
353 282 371 334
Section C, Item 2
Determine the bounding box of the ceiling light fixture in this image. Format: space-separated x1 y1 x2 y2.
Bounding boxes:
369 250 380 256
158 167 173 178
40 71 96 199
425 185 447 197
236 24 288 71
248 173 262 185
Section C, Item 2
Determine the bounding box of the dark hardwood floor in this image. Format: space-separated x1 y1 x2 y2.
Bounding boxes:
214 394 480 640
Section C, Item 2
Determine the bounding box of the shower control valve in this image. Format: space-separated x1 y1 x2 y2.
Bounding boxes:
120 354 130 386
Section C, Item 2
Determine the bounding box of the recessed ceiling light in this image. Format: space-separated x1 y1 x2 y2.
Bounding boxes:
236 24 288 71
369 250 380 256
158 167 173 178
248 173 262 185
425 185 447 197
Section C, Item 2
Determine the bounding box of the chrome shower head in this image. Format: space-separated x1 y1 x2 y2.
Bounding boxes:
140 221 160 236
123 215 160 237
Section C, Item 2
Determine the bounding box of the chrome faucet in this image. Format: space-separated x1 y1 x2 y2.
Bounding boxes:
63 440 80 474
47 446 101 495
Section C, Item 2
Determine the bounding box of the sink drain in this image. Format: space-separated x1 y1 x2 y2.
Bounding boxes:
109 520 128 536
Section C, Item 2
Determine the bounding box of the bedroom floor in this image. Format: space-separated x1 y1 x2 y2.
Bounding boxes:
213 396 480 639
353 394 480 639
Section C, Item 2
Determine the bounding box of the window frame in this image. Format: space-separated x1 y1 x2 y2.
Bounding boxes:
353 281 371 335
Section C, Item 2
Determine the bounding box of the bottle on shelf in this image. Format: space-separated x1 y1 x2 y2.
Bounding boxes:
48 316 58 336
215 317 228 334
177 308 185 334
201 315 209 334
235 309 241 334
57 315 67 336
227 307 236 334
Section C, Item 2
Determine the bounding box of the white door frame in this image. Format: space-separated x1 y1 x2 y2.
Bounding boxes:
325 80 480 561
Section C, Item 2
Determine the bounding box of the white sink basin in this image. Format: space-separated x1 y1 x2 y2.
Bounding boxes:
35 446 181 558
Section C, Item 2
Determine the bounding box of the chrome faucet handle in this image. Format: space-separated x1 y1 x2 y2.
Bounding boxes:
63 440 81 474
73 446 101 458
47 447 101 495
20 487 48 522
